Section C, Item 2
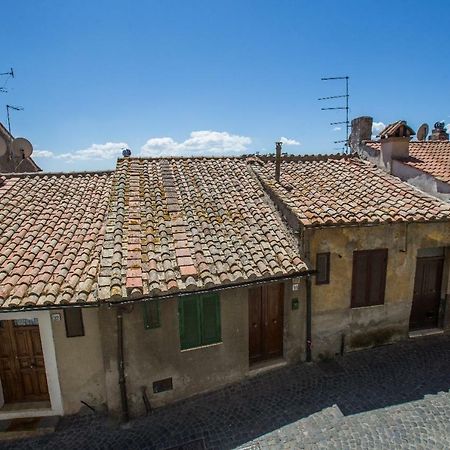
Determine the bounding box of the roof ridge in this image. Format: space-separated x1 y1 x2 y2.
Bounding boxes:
0 169 115 178
117 156 249 161
247 153 354 163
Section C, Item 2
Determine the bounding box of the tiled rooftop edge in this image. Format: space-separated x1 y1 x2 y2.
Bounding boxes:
0 169 115 178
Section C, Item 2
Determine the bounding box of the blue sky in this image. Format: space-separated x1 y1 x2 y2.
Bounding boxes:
1 0 450 172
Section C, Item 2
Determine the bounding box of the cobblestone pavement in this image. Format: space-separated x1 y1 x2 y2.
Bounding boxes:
2 334 450 450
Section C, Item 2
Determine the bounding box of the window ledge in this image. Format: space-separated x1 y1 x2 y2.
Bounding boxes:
180 342 223 353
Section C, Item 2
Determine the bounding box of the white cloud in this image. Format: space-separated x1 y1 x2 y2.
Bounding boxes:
372 121 386 137
33 150 55 158
279 136 300 146
140 130 252 157
59 142 128 161
333 127 341 131
33 142 129 162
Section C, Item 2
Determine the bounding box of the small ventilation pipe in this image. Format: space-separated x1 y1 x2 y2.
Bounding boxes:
275 141 282 182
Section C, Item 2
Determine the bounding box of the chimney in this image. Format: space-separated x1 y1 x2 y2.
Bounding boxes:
379 120 415 172
349 116 373 153
429 122 449 141
275 142 282 182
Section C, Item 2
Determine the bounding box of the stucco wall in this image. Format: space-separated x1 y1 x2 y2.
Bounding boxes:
307 222 450 359
52 308 106 414
99 281 304 416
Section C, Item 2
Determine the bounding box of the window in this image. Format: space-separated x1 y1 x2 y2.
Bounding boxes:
143 300 160 329
178 294 221 350
316 252 330 285
64 309 85 337
351 249 388 308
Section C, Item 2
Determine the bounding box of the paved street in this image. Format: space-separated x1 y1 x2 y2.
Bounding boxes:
2 334 450 450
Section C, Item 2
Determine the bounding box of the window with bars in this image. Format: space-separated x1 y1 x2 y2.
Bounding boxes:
178 294 221 350
351 249 388 308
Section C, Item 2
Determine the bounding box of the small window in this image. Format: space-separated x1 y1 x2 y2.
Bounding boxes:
316 252 330 285
351 249 388 308
178 294 221 350
64 309 85 337
143 300 160 329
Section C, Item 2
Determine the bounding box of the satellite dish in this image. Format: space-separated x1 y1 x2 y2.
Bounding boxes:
12 137 33 158
0 136 7 157
416 123 429 141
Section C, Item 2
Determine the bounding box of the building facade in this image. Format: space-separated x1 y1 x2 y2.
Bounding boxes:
1 155 450 420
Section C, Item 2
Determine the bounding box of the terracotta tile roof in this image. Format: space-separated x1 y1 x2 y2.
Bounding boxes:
0 172 113 308
366 140 450 185
98 157 307 300
251 156 450 227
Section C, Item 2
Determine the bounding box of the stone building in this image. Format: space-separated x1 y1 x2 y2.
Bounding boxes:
350 116 450 201
1 154 450 421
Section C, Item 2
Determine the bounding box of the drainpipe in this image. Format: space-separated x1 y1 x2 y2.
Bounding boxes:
275 141 282 182
306 276 312 362
117 307 129 422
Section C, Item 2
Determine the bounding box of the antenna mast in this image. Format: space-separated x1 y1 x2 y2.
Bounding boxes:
319 76 350 153
0 67 14 92
6 105 24 134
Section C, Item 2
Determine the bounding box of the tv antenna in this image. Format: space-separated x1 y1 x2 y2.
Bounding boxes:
319 76 349 153
1 67 14 92
6 104 24 134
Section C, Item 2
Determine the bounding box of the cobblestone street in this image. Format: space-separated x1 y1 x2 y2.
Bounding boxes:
2 334 450 450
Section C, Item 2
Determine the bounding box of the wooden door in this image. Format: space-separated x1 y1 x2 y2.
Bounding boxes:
249 283 284 363
410 256 444 331
0 320 49 403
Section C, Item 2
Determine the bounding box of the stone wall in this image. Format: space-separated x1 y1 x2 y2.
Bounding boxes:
307 222 450 359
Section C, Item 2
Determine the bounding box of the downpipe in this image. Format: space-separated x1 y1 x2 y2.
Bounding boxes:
306 276 312 362
117 307 129 422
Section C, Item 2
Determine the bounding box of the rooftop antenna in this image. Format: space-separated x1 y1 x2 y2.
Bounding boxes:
319 76 350 153
0 68 14 92
6 104 24 134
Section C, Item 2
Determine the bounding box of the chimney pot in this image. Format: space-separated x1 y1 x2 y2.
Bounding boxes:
429 122 449 141
349 116 373 153
275 142 282 182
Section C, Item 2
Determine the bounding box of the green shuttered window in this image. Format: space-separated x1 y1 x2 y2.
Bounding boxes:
178 294 221 350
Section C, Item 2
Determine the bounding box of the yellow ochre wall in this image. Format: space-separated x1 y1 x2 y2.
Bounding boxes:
306 221 450 359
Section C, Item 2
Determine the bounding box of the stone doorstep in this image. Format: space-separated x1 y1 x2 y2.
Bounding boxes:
408 328 444 339
0 415 60 441
247 357 287 377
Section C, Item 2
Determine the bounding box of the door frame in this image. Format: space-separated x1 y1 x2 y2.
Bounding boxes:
409 255 445 331
248 283 285 365
0 310 63 419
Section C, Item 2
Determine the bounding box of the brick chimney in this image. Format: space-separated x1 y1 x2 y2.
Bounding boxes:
349 116 373 154
379 120 415 172
429 122 449 141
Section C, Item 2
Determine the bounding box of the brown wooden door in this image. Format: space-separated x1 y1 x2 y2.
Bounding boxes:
0 320 49 403
410 256 444 331
249 283 284 363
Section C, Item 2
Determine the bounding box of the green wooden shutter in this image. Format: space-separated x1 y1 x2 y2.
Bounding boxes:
200 294 221 345
179 296 202 350
143 300 160 329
